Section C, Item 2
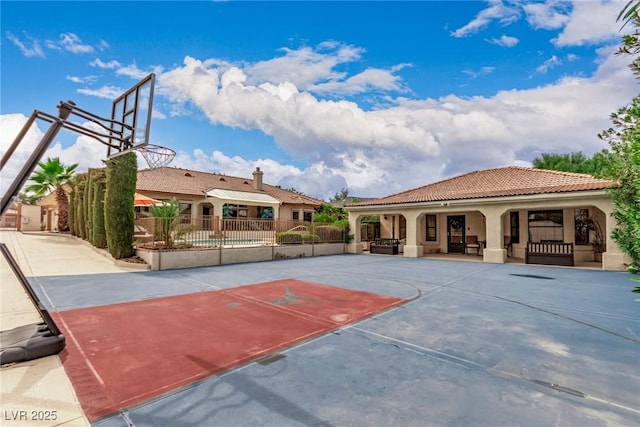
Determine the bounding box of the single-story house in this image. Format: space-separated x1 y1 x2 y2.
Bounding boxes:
3 202 42 231
37 184 72 232
0 202 18 229
345 166 630 271
136 166 323 223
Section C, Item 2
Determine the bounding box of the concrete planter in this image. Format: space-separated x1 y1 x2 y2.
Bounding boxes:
137 243 346 271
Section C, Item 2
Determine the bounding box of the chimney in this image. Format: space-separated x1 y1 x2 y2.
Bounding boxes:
252 167 263 191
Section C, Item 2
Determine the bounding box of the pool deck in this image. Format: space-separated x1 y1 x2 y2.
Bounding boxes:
1 230 639 426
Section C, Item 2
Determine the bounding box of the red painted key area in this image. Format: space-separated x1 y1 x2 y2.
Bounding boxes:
52 279 405 421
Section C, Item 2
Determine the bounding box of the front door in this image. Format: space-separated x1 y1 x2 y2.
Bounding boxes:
202 206 211 230
447 215 465 254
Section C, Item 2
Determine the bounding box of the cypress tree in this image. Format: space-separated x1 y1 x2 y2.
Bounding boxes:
84 169 93 242
92 170 107 248
104 152 137 259
75 174 86 240
68 183 76 236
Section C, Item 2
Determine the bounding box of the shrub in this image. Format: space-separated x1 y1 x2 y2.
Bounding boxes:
302 233 321 243
104 152 137 259
149 198 186 248
276 232 303 244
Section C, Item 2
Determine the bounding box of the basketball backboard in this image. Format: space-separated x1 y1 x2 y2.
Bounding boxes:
107 73 155 158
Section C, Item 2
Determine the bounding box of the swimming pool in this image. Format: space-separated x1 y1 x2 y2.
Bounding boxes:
190 239 266 246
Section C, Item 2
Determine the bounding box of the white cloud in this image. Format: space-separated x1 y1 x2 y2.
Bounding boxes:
553 1 625 47
4 26 635 200
451 0 520 38
77 85 125 99
155 45 634 199
7 31 98 58
2 42 634 200
462 66 496 79
487 35 519 47
0 114 106 196
242 42 409 96
6 32 45 58
171 149 347 200
116 64 150 79
66 75 98 84
58 33 94 54
90 58 121 69
454 1 624 48
310 66 409 95
523 1 570 30
247 43 361 89
536 55 561 74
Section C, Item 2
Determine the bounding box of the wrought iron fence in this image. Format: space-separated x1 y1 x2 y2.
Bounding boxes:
134 215 346 248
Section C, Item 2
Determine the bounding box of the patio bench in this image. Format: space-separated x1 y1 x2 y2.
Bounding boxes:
370 238 400 255
525 242 574 266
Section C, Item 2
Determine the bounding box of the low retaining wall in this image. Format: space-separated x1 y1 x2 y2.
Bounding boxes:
137 243 346 271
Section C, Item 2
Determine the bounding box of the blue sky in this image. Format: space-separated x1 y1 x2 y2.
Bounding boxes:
1 1 636 200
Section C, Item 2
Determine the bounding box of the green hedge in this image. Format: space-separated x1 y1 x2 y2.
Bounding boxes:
75 174 87 240
92 171 107 248
276 232 321 244
105 152 137 259
276 232 303 244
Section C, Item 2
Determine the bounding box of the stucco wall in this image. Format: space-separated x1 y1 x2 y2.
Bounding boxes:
138 243 346 270
348 190 629 271
19 204 42 232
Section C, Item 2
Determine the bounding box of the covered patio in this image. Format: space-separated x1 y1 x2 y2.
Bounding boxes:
347 167 630 271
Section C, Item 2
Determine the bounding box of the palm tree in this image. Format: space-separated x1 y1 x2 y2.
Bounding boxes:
24 158 78 232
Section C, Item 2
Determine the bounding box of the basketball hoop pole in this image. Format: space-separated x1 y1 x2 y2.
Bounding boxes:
0 111 66 216
0 73 161 365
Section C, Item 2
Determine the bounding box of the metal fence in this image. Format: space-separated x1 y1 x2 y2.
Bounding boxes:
134 215 346 248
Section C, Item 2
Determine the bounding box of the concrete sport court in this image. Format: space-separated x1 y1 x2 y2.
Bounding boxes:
3 232 639 427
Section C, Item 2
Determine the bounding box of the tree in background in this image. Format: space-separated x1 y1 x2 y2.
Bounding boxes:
603 0 640 284
17 192 42 205
104 152 137 259
599 98 640 275
329 188 350 203
532 151 613 176
313 203 352 243
314 203 347 223
533 1 640 285
23 157 77 232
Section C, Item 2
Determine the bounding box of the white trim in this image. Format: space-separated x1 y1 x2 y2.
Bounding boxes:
206 189 281 205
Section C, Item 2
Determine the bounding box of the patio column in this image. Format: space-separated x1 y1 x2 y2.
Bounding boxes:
481 206 507 263
600 204 632 271
403 211 423 258
347 212 363 254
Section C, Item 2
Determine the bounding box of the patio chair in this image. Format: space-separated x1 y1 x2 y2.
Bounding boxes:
465 235 481 256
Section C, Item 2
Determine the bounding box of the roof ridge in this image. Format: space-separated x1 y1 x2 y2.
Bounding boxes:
141 166 260 182
373 166 520 200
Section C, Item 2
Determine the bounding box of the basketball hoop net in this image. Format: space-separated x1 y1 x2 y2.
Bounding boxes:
136 144 176 168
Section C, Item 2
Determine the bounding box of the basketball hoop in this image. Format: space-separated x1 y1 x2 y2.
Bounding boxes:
136 144 176 168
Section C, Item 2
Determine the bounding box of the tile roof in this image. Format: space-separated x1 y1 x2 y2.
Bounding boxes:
349 166 615 207
136 167 323 206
